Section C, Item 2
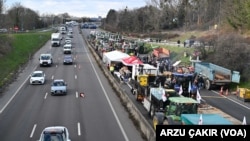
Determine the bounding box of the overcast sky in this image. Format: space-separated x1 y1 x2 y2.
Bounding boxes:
5 0 147 18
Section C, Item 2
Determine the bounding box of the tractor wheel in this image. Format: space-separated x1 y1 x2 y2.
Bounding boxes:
152 112 165 130
205 79 211 90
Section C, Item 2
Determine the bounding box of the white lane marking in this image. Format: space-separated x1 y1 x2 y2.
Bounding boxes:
75 75 77 79
212 90 250 110
51 75 54 80
0 66 38 114
84 47 130 141
76 91 79 98
30 124 37 138
77 122 81 136
44 92 48 99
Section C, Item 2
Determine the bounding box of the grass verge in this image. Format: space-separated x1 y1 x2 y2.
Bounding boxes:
0 32 52 90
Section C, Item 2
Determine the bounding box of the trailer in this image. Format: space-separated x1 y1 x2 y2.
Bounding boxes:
194 62 240 90
181 114 233 125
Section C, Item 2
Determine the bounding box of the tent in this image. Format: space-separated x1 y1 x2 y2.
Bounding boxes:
122 56 143 66
132 64 158 79
102 50 130 65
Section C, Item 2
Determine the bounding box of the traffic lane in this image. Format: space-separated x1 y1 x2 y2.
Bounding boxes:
75 32 145 141
0 79 52 141
200 89 250 124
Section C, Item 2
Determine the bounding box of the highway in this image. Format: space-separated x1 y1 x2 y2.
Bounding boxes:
0 26 145 141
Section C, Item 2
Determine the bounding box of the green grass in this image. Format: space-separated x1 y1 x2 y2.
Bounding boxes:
0 32 52 87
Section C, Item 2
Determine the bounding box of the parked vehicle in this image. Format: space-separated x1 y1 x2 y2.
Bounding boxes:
147 87 178 118
194 62 241 90
51 33 62 47
152 97 199 129
39 53 53 67
237 87 250 102
181 114 233 125
38 126 71 141
51 79 67 95
29 70 46 85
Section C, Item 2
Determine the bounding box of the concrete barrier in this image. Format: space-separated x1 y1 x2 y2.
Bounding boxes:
82 36 156 141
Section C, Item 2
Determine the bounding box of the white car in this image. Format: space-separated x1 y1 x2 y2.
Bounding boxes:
30 70 45 85
63 44 72 54
65 37 72 44
38 126 71 141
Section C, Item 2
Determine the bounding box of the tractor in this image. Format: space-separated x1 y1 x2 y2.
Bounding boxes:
152 97 199 130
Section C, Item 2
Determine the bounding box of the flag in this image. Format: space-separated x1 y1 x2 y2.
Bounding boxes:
188 81 192 93
178 85 183 95
196 89 201 103
161 88 167 102
198 114 203 125
242 116 247 125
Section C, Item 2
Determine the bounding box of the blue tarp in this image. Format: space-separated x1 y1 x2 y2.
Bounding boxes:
181 114 233 125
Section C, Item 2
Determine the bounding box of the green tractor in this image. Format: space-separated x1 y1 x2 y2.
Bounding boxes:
152 97 199 130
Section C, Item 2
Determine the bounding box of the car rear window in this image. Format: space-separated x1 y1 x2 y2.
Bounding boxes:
43 132 64 141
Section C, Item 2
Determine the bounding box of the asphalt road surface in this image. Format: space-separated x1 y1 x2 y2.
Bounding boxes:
0 26 145 141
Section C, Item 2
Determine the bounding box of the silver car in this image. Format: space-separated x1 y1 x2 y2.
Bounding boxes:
51 79 67 95
38 126 71 141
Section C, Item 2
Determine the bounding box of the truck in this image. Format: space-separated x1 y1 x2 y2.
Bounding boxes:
51 33 62 47
194 62 240 90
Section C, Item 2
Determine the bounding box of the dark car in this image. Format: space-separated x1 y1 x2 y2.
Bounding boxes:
63 55 73 65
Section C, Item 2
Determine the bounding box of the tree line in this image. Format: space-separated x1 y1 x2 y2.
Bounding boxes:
1 0 250 83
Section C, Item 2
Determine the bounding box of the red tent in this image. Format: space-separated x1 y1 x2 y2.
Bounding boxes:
122 56 143 66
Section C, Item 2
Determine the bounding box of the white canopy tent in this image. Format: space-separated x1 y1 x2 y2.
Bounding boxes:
102 50 130 65
132 64 158 79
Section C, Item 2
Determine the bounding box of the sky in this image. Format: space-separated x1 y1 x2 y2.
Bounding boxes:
5 0 148 18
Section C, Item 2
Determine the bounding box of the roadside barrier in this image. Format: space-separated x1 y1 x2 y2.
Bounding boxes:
81 33 155 141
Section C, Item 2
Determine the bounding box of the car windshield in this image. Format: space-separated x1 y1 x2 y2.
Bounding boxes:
64 56 72 59
41 56 50 60
32 73 43 77
53 81 65 86
43 133 64 141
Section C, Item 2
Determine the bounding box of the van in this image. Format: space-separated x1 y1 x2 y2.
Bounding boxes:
63 44 72 54
39 53 53 67
59 26 67 34
51 33 62 47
